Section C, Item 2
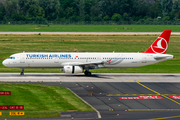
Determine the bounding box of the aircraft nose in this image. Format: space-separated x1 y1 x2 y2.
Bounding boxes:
2 60 7 66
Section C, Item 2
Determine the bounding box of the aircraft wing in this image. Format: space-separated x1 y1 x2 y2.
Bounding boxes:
61 61 104 68
69 60 104 66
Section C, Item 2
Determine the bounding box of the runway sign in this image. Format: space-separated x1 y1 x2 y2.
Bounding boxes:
0 91 11 95
119 96 163 99
0 106 8 110
9 105 24 110
9 112 24 116
169 96 180 99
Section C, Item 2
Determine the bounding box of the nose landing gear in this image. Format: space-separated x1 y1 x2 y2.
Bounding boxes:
20 68 24 75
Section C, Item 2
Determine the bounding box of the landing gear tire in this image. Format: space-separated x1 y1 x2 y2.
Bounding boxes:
84 70 91 76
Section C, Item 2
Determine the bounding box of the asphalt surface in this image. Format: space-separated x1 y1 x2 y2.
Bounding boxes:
1 73 180 120
0 32 180 35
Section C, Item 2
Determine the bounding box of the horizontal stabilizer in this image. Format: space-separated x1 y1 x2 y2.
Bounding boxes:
154 54 174 60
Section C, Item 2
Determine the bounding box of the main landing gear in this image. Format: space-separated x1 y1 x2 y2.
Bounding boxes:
20 68 24 75
84 70 91 76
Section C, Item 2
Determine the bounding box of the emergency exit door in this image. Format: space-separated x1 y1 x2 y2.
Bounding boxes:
20 54 25 63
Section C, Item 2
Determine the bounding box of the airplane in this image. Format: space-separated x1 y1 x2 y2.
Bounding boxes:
2 30 174 76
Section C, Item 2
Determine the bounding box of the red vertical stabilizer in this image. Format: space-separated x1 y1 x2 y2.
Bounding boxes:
143 30 171 54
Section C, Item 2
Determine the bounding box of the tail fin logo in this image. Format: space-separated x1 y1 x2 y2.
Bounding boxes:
151 37 168 54
143 30 171 54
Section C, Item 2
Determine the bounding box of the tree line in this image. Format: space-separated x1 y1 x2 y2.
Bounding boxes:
0 0 179 22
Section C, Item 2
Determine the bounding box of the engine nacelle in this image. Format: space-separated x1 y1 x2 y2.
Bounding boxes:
62 66 83 74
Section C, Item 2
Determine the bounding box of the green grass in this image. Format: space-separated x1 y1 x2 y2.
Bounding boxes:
0 112 60 119
0 83 93 111
0 25 180 32
0 34 180 73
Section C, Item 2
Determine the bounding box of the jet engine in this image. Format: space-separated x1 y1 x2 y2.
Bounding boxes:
62 66 83 74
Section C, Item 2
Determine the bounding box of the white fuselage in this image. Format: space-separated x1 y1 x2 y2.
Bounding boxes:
2 30 174 75
2 52 174 69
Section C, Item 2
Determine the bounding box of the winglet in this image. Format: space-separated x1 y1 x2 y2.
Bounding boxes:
143 30 171 54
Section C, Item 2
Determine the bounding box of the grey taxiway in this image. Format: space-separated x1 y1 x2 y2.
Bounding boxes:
1 73 180 120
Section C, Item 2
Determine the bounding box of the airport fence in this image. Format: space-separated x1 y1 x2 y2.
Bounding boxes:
0 21 180 25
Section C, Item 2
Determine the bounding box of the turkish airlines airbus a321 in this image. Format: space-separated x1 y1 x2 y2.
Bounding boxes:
2 30 174 76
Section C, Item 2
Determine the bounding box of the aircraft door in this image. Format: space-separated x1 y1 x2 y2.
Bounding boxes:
20 54 25 63
54 57 59 63
142 54 147 63
97 56 101 60
86 57 90 62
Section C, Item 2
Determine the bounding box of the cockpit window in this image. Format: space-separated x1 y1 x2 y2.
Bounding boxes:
8 57 15 59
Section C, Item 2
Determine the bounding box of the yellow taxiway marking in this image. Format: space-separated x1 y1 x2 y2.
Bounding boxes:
141 115 180 120
114 78 134 82
136 81 180 106
136 78 155 82
136 77 177 82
